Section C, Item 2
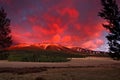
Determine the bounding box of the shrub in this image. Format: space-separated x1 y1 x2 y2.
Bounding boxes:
8 50 70 62
0 50 9 60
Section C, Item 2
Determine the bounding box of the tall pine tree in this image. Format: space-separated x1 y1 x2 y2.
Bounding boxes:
0 7 12 50
99 0 120 60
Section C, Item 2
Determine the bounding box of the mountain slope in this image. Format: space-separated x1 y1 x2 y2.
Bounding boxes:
71 47 109 57
7 43 109 57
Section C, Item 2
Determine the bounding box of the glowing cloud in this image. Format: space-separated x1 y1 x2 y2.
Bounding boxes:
0 0 108 50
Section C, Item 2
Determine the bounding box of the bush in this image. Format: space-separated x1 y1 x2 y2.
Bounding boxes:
0 50 9 60
8 50 70 62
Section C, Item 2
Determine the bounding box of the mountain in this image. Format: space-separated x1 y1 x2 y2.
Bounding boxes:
7 43 42 50
71 47 109 57
7 43 109 57
7 43 76 52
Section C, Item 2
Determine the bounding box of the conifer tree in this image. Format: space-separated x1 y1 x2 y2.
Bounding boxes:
0 7 12 50
99 0 120 60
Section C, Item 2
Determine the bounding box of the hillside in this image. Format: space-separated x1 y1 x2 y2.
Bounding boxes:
0 43 83 62
6 43 109 57
71 47 109 57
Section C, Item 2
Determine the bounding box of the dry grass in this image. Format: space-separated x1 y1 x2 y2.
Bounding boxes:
0 66 120 80
0 57 120 80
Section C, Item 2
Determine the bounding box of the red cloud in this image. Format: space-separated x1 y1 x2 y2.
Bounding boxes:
62 36 71 43
52 34 61 43
57 7 79 18
3 0 106 50
81 39 104 50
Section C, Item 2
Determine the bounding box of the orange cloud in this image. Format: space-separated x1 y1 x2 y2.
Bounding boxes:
52 34 61 43
62 36 71 43
81 39 104 50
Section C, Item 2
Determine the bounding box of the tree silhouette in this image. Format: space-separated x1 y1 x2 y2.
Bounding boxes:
0 7 12 50
98 0 120 60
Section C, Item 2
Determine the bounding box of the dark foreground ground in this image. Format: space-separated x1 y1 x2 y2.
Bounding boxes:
0 57 120 80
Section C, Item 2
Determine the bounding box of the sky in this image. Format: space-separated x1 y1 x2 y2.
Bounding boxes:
0 0 120 51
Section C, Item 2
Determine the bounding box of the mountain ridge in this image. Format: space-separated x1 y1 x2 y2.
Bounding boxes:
7 43 109 57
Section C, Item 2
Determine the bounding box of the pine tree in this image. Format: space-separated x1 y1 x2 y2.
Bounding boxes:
0 7 12 50
98 0 120 60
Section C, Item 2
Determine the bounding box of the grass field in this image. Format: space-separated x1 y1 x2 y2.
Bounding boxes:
0 57 120 80
0 67 120 80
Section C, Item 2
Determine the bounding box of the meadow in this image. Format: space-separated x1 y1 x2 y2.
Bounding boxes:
0 48 119 80
0 64 120 80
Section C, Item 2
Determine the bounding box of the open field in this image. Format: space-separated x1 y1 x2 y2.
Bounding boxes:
0 57 119 68
0 67 120 80
0 57 120 80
